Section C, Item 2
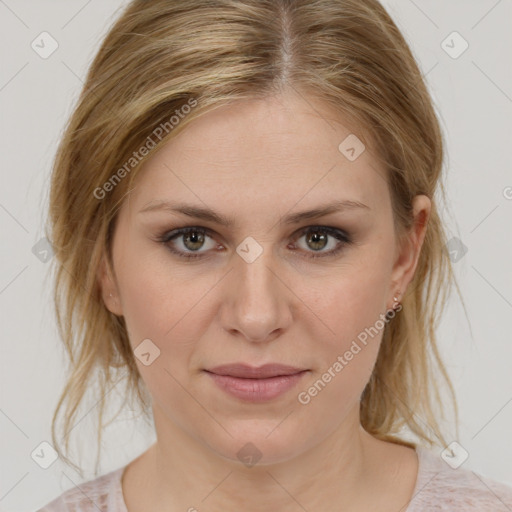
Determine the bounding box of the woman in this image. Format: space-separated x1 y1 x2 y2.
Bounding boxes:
38 0 512 510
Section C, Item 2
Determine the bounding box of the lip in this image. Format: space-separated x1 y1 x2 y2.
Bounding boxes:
207 363 306 378
204 363 308 402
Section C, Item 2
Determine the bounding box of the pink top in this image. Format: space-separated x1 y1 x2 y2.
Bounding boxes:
37 446 512 511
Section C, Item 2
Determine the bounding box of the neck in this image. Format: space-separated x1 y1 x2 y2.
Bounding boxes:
146 403 381 511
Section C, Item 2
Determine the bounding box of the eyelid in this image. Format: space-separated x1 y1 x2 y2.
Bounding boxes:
291 225 350 243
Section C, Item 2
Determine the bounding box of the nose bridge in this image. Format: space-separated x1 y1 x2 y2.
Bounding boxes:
221 237 291 341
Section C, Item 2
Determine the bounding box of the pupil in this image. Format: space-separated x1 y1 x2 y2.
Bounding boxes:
185 231 204 250
308 231 327 250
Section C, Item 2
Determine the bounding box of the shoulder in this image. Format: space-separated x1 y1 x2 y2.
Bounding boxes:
407 446 512 511
35 466 126 512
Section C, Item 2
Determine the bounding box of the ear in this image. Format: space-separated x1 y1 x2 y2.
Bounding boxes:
389 194 431 304
97 253 124 316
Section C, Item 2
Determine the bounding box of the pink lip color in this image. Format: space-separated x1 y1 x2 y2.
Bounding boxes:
204 364 308 402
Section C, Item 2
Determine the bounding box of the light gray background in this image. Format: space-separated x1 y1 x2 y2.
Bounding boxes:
1 1 511 510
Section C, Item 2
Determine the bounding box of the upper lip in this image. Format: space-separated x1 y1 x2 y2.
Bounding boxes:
205 363 307 379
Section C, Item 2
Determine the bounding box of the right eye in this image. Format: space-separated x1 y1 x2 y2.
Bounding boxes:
158 226 220 259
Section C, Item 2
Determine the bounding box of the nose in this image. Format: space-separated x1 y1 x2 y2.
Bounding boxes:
219 244 293 343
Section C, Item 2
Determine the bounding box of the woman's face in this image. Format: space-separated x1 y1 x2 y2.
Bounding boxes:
101 91 428 465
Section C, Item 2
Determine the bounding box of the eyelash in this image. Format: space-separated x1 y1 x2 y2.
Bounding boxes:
156 226 352 260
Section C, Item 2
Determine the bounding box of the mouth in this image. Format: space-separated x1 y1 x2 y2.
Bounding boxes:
206 363 307 379
204 363 309 402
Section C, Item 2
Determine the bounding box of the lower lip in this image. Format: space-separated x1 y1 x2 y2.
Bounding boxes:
205 371 308 402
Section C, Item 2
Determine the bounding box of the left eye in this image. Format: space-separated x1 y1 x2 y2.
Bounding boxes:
291 226 351 258
157 226 351 259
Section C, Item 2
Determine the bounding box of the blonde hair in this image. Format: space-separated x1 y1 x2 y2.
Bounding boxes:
47 0 464 476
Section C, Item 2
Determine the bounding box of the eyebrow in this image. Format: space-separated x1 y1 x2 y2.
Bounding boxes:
138 199 370 226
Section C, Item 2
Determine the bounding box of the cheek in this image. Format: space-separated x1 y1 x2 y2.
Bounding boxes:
303 256 391 351
115 259 208 409
292 252 392 409
112 259 191 380
114 239 203 334
295 268 392 421
113 245 226 381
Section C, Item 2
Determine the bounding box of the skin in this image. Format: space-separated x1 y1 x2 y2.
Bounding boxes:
99 89 430 511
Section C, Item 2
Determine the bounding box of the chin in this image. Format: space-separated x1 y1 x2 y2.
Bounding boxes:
204 419 309 467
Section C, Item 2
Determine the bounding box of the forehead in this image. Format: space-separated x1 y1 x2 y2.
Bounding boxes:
125 93 389 217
